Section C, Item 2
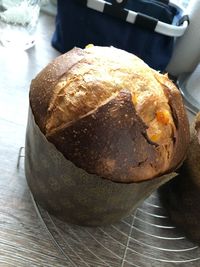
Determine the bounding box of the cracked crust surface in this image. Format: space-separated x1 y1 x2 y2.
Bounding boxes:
30 46 190 182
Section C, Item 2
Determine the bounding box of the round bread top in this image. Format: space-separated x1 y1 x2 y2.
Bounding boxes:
30 46 190 183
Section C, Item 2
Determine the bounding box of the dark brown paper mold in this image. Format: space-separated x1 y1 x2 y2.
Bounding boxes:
25 108 176 226
159 113 200 244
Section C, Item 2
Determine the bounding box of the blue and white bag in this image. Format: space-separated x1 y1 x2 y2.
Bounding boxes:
52 0 189 71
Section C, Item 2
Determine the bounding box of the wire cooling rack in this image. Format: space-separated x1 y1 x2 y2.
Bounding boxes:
30 189 200 267
18 102 200 266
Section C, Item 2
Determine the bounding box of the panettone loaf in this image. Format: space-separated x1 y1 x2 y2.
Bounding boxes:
30 46 190 183
159 113 200 244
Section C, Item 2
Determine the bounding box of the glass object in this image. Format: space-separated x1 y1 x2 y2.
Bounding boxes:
0 0 41 50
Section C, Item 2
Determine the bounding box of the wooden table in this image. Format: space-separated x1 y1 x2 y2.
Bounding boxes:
0 12 200 267
0 13 68 267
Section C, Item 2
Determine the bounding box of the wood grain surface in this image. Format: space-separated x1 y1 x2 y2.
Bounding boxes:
0 12 69 267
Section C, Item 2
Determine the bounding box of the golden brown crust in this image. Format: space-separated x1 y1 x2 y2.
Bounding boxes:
47 90 167 183
30 46 190 183
30 47 85 133
166 89 190 171
154 74 190 172
44 46 174 138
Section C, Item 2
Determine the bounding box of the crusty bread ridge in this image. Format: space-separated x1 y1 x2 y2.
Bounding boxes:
30 46 190 183
30 47 86 133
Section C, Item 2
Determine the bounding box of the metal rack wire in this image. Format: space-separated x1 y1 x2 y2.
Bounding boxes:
18 142 200 267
